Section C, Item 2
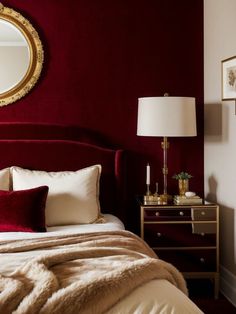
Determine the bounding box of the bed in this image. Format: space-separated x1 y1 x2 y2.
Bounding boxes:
0 123 203 314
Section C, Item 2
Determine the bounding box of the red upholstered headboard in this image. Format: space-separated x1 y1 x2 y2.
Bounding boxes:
0 123 126 223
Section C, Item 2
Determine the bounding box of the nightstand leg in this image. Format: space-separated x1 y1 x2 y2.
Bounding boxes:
214 273 219 299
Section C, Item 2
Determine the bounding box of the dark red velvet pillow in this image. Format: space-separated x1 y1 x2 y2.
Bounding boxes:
0 186 49 232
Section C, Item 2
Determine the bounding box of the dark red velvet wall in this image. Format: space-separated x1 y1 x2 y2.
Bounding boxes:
1 0 203 229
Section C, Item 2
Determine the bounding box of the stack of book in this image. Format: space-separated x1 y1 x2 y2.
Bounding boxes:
174 195 203 205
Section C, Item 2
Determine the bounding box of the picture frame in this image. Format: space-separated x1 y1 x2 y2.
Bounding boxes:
222 56 236 100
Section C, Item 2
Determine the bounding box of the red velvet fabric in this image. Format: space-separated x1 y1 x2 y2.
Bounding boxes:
0 1 204 196
0 186 48 232
0 1 203 231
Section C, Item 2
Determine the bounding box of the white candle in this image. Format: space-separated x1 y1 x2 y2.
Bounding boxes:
146 163 150 185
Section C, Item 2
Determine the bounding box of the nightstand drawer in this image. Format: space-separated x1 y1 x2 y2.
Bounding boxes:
143 208 191 221
191 208 216 221
156 249 217 272
144 223 216 247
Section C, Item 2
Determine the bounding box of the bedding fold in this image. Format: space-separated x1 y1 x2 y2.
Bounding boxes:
0 230 187 314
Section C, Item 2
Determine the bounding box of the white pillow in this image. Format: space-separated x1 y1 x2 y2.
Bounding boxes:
0 168 10 190
11 165 101 226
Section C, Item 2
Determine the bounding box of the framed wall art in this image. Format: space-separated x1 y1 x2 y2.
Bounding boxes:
222 56 236 100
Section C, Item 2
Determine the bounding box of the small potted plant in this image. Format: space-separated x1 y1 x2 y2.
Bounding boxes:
172 171 193 196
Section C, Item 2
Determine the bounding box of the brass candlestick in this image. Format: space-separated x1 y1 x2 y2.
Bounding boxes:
146 183 151 196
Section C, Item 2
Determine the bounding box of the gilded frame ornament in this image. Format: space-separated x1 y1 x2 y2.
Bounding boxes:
221 56 236 101
0 3 44 106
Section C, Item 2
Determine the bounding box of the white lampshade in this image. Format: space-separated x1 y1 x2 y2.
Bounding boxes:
137 97 197 137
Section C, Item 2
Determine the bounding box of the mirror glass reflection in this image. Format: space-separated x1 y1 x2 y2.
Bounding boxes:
0 20 30 93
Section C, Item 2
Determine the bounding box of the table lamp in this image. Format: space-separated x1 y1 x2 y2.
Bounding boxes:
137 96 197 203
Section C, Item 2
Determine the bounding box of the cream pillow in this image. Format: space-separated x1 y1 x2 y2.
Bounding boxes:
11 165 101 226
0 168 10 190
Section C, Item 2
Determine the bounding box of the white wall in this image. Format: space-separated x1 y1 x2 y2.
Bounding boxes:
204 0 236 305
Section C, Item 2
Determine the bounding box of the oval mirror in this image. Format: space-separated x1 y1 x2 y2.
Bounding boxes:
0 3 43 106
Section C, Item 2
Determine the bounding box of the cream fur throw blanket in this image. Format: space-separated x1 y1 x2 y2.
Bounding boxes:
0 230 187 314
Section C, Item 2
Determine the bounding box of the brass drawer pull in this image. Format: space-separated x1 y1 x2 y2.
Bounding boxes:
179 211 184 216
201 232 205 236
200 257 205 263
155 212 160 217
201 211 206 216
157 232 162 237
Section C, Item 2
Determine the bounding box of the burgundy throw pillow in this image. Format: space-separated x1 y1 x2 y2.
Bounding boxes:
0 186 49 232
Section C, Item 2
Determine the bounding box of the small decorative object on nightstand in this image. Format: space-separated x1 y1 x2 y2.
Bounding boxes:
172 171 193 196
173 194 203 205
139 198 219 299
143 163 167 205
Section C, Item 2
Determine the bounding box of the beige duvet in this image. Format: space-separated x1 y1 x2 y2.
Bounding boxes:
0 230 189 314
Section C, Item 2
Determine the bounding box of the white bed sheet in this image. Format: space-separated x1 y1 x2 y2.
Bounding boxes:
0 213 203 314
0 213 125 241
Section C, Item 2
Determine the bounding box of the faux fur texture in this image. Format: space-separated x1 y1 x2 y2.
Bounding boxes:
0 230 187 314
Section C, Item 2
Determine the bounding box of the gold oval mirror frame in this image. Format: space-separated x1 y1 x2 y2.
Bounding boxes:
0 3 43 106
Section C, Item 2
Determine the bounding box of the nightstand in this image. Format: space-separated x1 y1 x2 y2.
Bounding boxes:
139 200 219 298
